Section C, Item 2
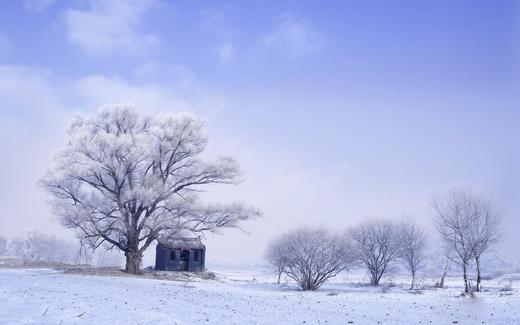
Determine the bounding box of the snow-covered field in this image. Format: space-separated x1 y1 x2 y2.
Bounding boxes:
0 267 519 324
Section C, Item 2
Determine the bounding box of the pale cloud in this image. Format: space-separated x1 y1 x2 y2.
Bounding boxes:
23 0 56 13
0 66 61 115
263 12 323 57
64 0 159 58
71 74 230 117
218 42 235 64
133 60 198 89
72 75 194 114
200 8 237 64
0 64 226 124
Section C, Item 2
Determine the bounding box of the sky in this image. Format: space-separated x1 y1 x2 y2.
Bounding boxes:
0 0 519 266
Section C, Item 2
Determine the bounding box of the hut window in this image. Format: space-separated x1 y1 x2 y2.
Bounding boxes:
170 250 176 261
180 250 189 260
194 251 200 262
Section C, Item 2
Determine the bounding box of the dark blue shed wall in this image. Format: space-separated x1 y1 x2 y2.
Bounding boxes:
155 243 205 272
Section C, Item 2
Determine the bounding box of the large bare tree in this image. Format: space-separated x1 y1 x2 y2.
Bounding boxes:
398 221 428 290
350 219 401 286
41 105 259 274
432 187 499 293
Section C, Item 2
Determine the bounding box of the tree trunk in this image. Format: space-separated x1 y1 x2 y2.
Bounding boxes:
277 270 281 285
462 262 469 293
438 258 449 288
370 272 378 285
475 256 481 292
125 251 142 274
410 271 415 290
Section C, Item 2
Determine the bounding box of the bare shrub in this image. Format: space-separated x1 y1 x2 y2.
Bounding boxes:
499 280 513 292
350 219 401 286
398 221 428 290
266 227 350 291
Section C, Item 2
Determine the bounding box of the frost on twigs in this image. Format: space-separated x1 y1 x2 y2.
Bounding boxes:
350 219 402 286
41 105 260 274
265 227 355 291
433 187 499 293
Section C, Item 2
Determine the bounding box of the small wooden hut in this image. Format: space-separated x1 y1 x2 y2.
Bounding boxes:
155 237 205 272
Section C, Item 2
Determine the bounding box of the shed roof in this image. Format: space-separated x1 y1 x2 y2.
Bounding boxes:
158 237 205 250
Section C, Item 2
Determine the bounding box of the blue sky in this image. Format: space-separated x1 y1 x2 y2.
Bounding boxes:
0 0 518 264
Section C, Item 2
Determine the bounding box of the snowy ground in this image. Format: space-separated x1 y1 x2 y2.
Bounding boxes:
0 267 519 324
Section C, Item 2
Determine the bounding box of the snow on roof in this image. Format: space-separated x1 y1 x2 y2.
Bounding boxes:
158 237 205 250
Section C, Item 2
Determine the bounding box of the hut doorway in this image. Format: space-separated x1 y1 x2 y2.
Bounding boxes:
178 249 190 271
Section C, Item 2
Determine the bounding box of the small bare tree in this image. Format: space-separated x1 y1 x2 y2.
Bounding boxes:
350 219 401 286
433 187 499 293
0 236 6 256
265 236 289 284
340 234 360 272
433 189 474 293
435 246 452 288
467 193 499 291
268 227 349 291
398 221 428 290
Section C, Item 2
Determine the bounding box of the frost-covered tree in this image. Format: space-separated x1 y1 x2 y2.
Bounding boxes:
0 236 6 256
467 196 499 292
398 221 427 290
265 235 290 284
6 232 78 263
433 190 474 293
433 187 499 292
269 227 349 291
432 187 499 293
350 219 401 285
41 105 259 274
